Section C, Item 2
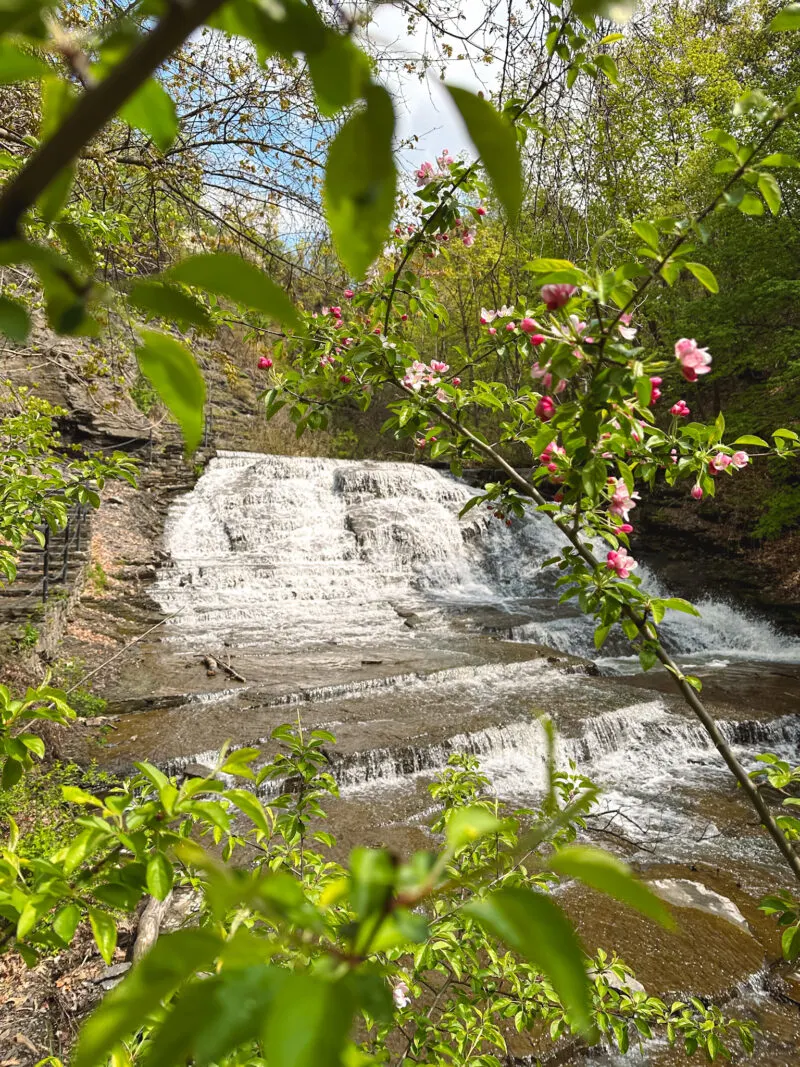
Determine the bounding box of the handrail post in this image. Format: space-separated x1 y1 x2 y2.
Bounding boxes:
60 516 71 582
42 526 50 603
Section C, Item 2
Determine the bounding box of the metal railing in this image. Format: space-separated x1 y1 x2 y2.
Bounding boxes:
38 503 88 603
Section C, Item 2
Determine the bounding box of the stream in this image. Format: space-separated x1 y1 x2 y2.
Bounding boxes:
98 452 800 1064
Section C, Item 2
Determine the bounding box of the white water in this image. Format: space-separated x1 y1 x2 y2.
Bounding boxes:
154 451 800 665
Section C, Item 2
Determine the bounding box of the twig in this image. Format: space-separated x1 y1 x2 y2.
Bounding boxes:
66 610 182 694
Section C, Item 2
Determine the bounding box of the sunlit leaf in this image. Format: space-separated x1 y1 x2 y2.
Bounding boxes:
146 853 174 901
446 805 503 853
465 888 592 1032
549 846 674 927
119 77 178 153
168 253 300 329
263 974 354 1067
0 40 50 83
135 330 205 452
324 85 396 279
770 4 800 30
88 907 117 965
445 85 522 222
685 262 719 293
0 295 31 342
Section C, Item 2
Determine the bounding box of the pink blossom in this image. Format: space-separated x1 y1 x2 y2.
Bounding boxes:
333 319 343 330
529 334 546 346
488 327 497 336
342 337 353 347
319 354 335 368
438 149 455 167
339 374 351 384
520 317 541 335
344 288 354 299
649 377 662 405
541 283 577 311
606 547 638 579
415 162 435 186
435 388 451 404
452 377 461 386
430 360 449 373
618 314 637 341
373 326 382 335
674 338 712 382
462 231 475 247
257 356 273 370
536 396 556 421
670 400 690 417
330 306 342 318
670 448 678 464
401 313 408 321
691 485 704 500
731 451 749 469
393 982 411 1009
505 322 516 332
710 452 732 472
616 523 634 534
608 477 640 521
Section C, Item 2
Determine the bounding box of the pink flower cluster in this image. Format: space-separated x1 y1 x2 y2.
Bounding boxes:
675 338 712 382
402 359 450 393
608 477 640 522
539 441 566 474
709 450 749 473
649 376 662 405
670 399 690 417
480 305 514 324
257 356 273 370
606 547 638 579
618 313 637 341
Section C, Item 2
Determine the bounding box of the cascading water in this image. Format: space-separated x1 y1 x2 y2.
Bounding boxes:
155 451 799 664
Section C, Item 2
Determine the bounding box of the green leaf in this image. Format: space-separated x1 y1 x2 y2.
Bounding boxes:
129 280 213 331
685 262 718 293
464 887 592 1033
770 4 800 30
135 330 205 453
53 903 81 944
758 173 781 215
733 435 769 447
445 85 522 222
146 853 174 901
526 257 575 272
72 929 222 1067
119 78 178 153
572 0 637 22
168 253 300 329
782 924 800 960
760 153 800 167
263 974 354 1067
0 40 50 83
595 54 619 85
88 907 117 965
662 597 701 617
38 77 76 223
0 295 31 342
324 85 396 280
349 847 395 919
549 846 674 927
632 221 659 250
306 34 371 117
738 193 764 215
224 788 271 835
703 128 738 155
446 805 502 853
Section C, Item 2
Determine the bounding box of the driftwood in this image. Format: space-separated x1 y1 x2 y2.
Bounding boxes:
131 890 173 962
212 651 247 683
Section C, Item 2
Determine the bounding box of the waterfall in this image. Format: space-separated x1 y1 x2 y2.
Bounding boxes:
153 451 800 665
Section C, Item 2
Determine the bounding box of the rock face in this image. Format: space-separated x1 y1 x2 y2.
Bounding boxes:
648 878 751 932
